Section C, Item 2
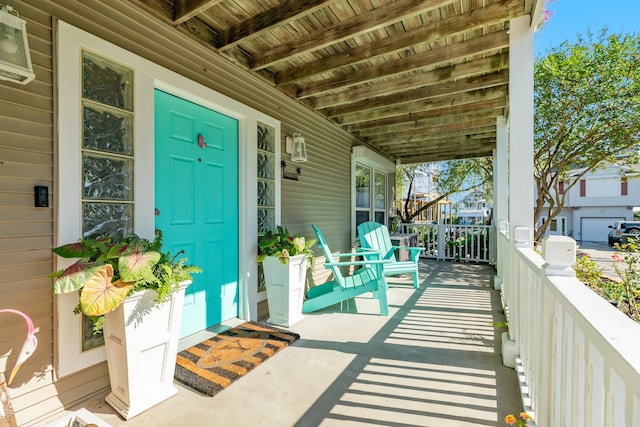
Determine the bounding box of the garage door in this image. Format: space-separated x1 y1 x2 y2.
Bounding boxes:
581 217 623 242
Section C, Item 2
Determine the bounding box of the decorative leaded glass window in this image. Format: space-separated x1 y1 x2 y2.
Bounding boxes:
81 51 134 240
80 51 134 350
257 122 276 292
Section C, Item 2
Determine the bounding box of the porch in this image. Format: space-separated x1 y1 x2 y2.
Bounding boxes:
46 259 523 426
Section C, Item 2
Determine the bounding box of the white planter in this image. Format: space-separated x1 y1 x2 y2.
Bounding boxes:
103 280 190 420
262 255 307 327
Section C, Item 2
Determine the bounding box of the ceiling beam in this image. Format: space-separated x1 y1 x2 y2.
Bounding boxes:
336 86 507 126
345 98 506 132
276 0 522 85
377 134 496 157
386 139 495 156
355 109 503 138
313 53 508 109
323 72 508 118
396 147 494 165
250 0 457 70
173 0 224 25
297 30 509 99
216 0 334 51
367 122 496 147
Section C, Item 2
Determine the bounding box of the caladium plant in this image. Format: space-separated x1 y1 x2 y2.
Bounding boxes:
257 225 316 267
51 231 200 332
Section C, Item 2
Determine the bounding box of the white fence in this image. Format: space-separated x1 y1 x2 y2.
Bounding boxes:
497 224 640 426
397 223 491 263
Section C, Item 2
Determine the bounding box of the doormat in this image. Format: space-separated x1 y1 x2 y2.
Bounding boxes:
174 321 300 397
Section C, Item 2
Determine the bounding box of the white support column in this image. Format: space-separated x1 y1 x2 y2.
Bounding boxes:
491 116 509 267
508 15 535 245
495 117 509 225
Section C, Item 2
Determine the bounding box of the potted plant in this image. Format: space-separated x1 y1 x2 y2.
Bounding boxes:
51 231 200 420
258 226 316 327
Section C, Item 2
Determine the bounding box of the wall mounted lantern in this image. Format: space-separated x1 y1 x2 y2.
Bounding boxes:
285 133 308 163
0 5 35 84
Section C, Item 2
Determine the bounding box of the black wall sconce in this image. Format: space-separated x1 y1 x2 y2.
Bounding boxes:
281 160 302 181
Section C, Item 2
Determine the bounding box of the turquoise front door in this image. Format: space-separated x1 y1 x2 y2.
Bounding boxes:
154 89 239 338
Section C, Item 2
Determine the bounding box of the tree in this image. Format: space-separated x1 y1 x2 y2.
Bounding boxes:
397 158 492 223
534 30 640 242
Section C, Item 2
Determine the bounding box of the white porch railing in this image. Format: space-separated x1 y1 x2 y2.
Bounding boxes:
398 223 491 262
497 224 640 426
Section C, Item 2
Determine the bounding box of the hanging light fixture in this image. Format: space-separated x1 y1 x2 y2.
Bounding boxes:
285 133 307 163
0 4 35 84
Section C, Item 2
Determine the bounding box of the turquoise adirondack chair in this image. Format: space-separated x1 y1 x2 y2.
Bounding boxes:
357 221 422 288
302 224 389 315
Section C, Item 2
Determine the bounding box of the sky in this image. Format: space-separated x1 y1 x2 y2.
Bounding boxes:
534 0 640 56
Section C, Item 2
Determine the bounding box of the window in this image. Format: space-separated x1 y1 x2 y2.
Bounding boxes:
622 179 628 196
77 52 136 351
355 163 387 230
257 122 277 293
355 164 372 226
81 51 135 240
374 171 386 224
579 179 586 197
351 146 394 239
558 181 564 194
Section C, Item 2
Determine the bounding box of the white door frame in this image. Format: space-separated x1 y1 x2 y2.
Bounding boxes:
56 21 279 377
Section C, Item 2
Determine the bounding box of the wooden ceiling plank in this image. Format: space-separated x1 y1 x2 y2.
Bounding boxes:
276 0 522 85
324 72 508 118
379 139 498 157
250 0 457 71
386 140 495 157
314 53 508 109
397 148 495 164
217 0 334 51
356 109 502 138
336 86 507 126
346 99 506 131
372 129 497 149
173 0 225 25
297 31 509 99
371 125 497 146
375 135 498 153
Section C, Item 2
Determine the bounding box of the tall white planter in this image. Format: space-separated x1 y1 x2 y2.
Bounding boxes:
103 280 190 420
262 255 307 327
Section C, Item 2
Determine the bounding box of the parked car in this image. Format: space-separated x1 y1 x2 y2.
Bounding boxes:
608 221 640 246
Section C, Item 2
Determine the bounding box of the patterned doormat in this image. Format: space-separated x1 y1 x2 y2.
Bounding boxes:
174 321 300 396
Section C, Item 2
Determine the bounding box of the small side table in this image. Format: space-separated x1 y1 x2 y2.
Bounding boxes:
389 233 418 261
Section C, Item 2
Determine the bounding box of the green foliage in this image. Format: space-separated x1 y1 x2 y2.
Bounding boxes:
437 158 493 202
257 226 316 268
492 321 508 329
574 254 604 289
51 230 201 333
534 30 640 241
612 238 640 321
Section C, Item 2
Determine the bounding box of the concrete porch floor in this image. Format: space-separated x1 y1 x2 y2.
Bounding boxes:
48 259 523 426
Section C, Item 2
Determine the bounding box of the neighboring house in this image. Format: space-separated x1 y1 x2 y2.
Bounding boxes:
0 1 542 425
457 190 492 225
538 164 640 242
400 165 452 223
